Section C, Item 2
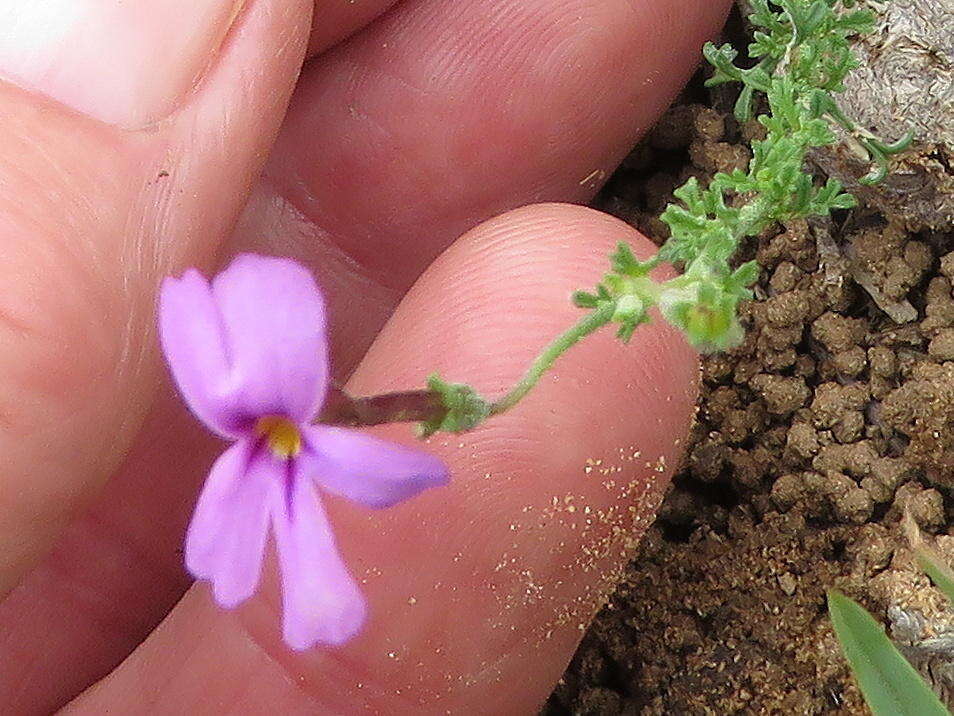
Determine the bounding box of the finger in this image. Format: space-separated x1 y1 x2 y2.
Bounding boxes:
0 1 311 592
72 204 698 713
1 1 727 707
238 0 732 371
307 0 402 57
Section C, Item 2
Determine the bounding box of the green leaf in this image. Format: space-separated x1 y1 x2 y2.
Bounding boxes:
661 204 708 234
703 42 743 86
800 1 831 39
917 547 954 605
572 290 600 309
609 242 655 277
870 130 915 156
615 323 636 343
610 242 638 273
827 590 949 716
734 84 756 122
904 514 954 605
830 192 857 210
729 260 761 290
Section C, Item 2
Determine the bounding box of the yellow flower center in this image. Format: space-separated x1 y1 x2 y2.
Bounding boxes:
256 416 302 458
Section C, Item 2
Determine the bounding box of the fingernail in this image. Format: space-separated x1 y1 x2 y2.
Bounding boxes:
0 0 244 128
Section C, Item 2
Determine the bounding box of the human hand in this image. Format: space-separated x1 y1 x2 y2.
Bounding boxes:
0 1 728 712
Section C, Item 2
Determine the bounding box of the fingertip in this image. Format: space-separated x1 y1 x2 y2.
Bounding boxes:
72 203 700 714
330 201 699 707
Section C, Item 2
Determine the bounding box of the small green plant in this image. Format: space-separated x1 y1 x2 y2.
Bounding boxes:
376 0 913 436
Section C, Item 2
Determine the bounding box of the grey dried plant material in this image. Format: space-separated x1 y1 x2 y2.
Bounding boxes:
811 0 954 230
810 216 919 323
889 604 954 706
883 513 954 706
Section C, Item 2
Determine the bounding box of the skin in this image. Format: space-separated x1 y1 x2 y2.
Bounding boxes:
0 0 730 712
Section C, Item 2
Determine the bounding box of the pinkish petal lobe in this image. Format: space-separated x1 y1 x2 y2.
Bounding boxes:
159 270 246 437
211 254 329 423
271 470 366 649
185 440 275 608
301 426 449 509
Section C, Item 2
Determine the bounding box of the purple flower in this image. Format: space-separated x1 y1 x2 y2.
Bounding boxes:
159 254 449 650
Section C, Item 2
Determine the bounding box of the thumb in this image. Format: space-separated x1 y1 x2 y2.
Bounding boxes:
0 0 311 593
71 205 698 713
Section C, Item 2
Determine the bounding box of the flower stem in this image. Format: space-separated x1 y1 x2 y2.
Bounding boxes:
319 387 445 427
319 302 616 430
488 301 616 415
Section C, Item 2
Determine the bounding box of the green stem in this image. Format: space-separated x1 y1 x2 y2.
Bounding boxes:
488 302 616 416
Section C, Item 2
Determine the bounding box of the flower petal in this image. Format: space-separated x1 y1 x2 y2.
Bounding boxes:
301 426 450 509
271 470 366 649
211 254 329 422
159 269 245 437
185 440 274 608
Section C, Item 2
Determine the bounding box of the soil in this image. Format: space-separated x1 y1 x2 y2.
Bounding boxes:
545 8 954 714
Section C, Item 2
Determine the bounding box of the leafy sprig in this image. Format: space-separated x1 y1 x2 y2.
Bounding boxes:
401 0 911 436
573 0 908 356
709 0 913 183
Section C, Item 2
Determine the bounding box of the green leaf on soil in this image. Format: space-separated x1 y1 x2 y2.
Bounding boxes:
917 548 954 606
827 590 949 716
902 511 954 605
